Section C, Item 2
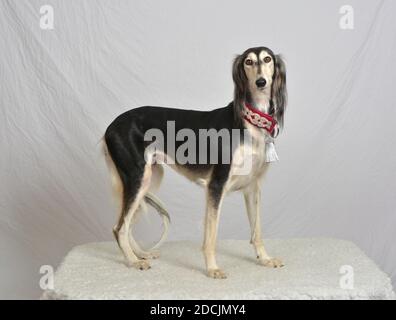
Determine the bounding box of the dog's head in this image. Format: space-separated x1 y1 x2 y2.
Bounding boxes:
232 47 287 128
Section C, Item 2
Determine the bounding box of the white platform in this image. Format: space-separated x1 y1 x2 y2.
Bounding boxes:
42 239 395 300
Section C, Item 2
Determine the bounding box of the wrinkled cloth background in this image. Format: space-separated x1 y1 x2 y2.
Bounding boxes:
1 0 395 299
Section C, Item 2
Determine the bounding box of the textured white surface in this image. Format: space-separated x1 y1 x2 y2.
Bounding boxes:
2 1 396 299
42 239 395 300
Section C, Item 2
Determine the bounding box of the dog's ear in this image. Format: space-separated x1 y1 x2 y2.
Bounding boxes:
272 55 287 129
232 54 247 125
232 54 246 96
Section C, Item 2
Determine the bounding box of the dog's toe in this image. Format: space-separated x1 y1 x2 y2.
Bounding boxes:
259 257 284 268
207 268 227 279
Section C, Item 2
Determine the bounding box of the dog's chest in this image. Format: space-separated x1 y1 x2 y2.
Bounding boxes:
226 126 269 192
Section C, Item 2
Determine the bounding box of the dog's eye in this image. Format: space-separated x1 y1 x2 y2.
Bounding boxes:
264 56 272 63
245 59 253 66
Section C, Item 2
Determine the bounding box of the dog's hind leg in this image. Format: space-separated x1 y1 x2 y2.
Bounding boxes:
243 181 284 268
104 137 152 270
113 165 153 270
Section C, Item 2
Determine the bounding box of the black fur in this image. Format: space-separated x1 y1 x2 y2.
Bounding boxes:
105 104 242 213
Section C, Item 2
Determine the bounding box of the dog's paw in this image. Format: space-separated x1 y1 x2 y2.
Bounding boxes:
259 257 284 268
130 260 151 270
207 268 227 279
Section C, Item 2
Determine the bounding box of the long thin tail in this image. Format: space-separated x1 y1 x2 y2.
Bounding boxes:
143 192 170 250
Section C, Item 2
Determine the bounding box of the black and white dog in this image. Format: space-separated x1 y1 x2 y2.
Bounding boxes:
103 46 287 279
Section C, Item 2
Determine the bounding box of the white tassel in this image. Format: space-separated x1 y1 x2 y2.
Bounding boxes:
265 141 279 163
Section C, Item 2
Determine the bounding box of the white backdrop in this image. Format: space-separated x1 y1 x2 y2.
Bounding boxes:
1 0 395 299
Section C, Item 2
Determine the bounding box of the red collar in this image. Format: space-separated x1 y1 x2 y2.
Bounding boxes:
242 102 277 134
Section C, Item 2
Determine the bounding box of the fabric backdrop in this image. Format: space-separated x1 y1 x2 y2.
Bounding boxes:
1 0 395 299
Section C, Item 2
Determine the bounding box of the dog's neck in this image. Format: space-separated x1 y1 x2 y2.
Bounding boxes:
248 88 271 114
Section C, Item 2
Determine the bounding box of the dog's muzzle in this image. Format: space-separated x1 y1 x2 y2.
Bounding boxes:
255 78 267 88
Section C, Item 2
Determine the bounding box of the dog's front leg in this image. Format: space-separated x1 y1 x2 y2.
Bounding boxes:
203 189 227 279
244 182 284 268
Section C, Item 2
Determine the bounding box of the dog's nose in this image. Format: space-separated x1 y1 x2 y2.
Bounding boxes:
256 78 267 88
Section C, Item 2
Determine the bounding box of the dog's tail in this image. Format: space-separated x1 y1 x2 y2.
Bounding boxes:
143 192 170 250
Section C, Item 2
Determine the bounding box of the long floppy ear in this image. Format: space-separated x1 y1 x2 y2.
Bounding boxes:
272 55 287 129
232 54 248 126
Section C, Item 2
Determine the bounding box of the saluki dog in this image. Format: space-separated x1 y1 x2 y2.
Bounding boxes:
103 46 287 279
